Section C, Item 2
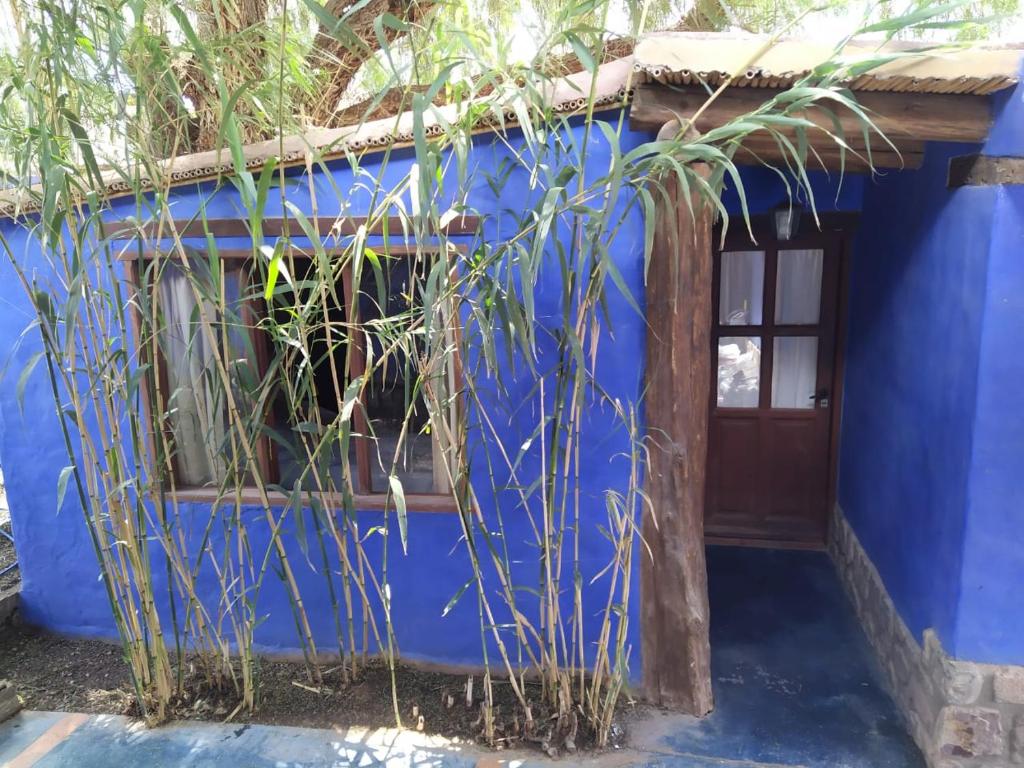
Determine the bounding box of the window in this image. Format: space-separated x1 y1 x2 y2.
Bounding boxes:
126 245 461 510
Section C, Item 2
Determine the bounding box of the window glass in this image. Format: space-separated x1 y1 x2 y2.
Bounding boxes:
267 255 360 493
775 249 823 325
358 252 452 495
771 336 818 409
717 336 761 407
719 251 765 326
154 259 254 486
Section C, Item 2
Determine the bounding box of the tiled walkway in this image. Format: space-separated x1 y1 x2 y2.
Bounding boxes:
0 547 924 767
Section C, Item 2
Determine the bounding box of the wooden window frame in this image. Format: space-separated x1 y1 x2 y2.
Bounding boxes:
123 244 465 514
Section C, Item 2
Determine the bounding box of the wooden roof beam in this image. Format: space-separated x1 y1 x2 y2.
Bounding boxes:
629 83 993 145
733 136 925 172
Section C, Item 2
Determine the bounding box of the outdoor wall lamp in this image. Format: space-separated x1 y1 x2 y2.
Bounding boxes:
773 201 803 241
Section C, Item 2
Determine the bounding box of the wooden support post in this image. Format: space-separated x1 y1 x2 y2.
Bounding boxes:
641 121 714 715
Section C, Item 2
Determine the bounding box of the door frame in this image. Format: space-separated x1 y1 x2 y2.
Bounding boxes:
705 211 857 549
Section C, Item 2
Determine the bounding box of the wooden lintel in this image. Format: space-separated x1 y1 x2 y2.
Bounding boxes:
733 141 924 172
948 154 1024 188
629 83 993 144
642 123 714 716
100 215 481 240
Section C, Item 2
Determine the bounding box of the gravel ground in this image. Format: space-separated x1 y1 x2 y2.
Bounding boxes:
0 624 625 754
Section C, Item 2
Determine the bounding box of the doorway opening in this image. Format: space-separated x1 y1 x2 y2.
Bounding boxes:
706 217 852 547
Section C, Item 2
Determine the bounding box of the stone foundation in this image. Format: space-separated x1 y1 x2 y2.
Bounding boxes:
829 506 1024 767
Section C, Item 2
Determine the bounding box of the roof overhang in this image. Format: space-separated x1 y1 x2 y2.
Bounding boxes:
1 33 1020 218
635 32 1023 96
630 32 1022 172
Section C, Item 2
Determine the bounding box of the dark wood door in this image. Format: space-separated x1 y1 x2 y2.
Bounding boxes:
705 229 843 544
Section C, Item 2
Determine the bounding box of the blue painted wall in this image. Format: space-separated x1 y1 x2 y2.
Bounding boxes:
958 67 1024 661
954 183 1024 663
839 143 993 650
721 164 864 217
0 116 665 673
840 68 1024 664
981 59 1024 157
0 108 865 676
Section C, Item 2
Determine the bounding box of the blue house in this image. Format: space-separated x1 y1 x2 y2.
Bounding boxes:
0 32 1022 767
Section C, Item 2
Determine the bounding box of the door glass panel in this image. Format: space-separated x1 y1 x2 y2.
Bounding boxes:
775 249 823 325
719 251 765 325
717 336 761 407
771 336 818 409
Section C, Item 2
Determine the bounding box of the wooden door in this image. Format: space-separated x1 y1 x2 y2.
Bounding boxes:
705 229 843 544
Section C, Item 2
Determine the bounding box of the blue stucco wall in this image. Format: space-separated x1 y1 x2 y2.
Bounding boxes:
721 164 864 217
839 143 994 651
840 68 1024 664
0 108 865 675
954 184 1024 664
956 62 1024 663
0 115 677 675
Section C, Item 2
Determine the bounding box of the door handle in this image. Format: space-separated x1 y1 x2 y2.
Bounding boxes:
810 389 830 408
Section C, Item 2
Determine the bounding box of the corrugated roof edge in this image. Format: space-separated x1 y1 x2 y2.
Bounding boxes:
634 31 1022 96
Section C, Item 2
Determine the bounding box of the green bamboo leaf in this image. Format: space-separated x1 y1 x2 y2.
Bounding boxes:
424 62 460 104
61 108 102 188
566 33 596 74
252 158 279 246
260 243 292 300
16 350 44 412
568 0 602 16
363 247 386 312
389 475 408 555
442 577 475 617
340 376 363 424
857 2 968 34
600 248 642 317
290 480 310 561
56 465 74 515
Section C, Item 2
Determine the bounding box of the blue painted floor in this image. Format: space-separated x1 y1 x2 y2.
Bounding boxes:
0 547 924 767
648 545 925 768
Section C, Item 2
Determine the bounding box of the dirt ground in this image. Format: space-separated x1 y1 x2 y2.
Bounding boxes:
0 523 18 593
0 624 627 753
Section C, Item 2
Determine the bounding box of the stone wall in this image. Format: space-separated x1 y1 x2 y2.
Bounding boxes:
830 506 1024 767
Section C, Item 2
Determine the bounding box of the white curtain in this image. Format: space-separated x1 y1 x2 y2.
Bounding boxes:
771 336 818 409
775 249 823 325
719 250 764 326
158 262 240 486
429 297 460 495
